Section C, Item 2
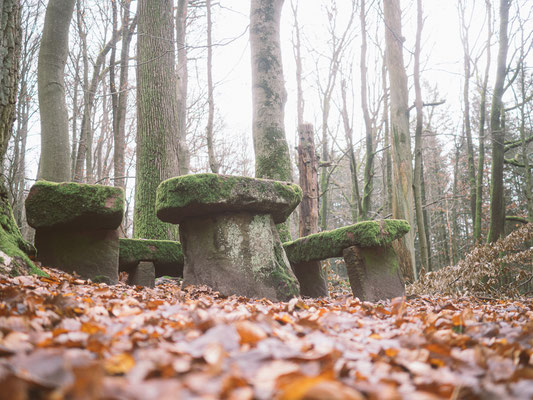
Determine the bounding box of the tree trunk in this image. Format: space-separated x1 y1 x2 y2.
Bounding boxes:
487 0 510 243
458 0 477 231
250 0 292 241
382 59 393 217
176 0 189 176
383 0 416 281
412 0 429 272
206 0 218 173
474 1 492 242
340 79 362 222
297 124 319 237
37 0 75 182
359 0 374 221
291 0 304 127
112 0 134 189
134 0 180 240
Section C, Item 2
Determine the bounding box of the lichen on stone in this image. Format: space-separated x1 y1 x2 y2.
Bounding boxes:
25 181 124 230
156 173 302 224
283 219 410 264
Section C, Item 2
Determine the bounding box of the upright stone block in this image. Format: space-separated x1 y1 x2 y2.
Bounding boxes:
26 181 124 283
156 173 302 301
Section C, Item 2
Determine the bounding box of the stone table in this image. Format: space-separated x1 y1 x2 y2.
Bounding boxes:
283 220 410 301
119 238 184 287
156 173 302 301
25 181 124 283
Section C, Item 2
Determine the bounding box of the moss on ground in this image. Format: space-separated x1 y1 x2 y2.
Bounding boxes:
119 238 183 268
283 219 410 264
156 173 302 224
25 181 124 230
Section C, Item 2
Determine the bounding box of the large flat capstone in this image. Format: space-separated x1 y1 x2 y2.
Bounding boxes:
26 181 124 230
156 173 302 224
283 220 410 264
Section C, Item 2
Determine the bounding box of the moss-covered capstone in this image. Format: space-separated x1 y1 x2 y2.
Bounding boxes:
156 173 302 224
119 238 184 278
283 220 410 264
25 181 124 230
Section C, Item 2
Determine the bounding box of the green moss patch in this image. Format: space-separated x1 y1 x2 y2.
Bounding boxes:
26 181 124 230
283 220 410 264
0 183 46 277
119 238 183 269
156 173 302 224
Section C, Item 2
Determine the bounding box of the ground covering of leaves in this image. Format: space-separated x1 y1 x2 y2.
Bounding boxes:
0 268 532 400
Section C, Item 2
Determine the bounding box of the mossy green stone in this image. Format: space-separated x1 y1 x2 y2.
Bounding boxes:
156 173 302 224
26 181 124 230
119 238 183 277
283 219 410 264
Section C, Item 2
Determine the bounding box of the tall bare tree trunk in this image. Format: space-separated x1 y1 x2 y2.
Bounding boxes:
359 0 374 221
206 0 218 173
413 0 429 272
291 0 304 128
458 0 477 231
134 0 180 240
474 0 492 241
176 0 189 176
487 0 510 243
250 0 292 241
298 124 319 237
382 58 393 216
384 0 416 281
38 0 75 182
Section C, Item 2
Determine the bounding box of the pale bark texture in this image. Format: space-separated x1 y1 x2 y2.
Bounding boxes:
413 0 429 272
360 0 374 221
37 0 75 182
206 0 218 173
176 0 189 175
250 0 292 241
474 1 492 241
383 0 416 281
487 0 510 243
134 0 180 240
297 124 319 237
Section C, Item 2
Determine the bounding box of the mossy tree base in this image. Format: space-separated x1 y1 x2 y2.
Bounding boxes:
35 229 119 284
290 260 328 298
0 181 44 277
180 211 300 301
343 245 404 302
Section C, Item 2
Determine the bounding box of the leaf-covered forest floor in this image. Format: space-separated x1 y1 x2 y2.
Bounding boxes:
0 268 532 400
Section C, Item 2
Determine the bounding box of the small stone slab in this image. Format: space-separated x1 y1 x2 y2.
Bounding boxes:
156 173 302 224
26 181 124 230
283 220 410 264
343 245 405 301
291 260 328 297
119 239 184 277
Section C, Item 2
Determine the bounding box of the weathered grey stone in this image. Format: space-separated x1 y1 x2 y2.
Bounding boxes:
180 211 300 301
34 229 119 284
127 261 155 288
25 181 124 230
290 260 328 297
119 239 183 278
156 173 302 224
283 220 410 264
343 245 404 302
